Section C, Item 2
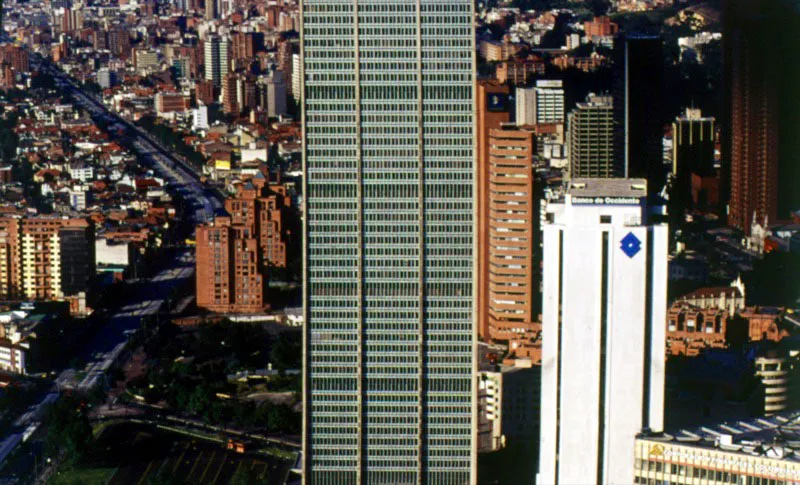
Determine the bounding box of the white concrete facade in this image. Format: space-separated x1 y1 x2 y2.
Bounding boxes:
516 86 536 126
516 80 565 126
538 178 667 485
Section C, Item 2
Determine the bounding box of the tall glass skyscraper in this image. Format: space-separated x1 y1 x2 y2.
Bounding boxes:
301 1 475 484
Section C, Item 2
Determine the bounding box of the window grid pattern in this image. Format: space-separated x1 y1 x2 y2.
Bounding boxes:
303 0 473 484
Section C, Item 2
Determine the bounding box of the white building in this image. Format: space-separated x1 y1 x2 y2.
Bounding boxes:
69 187 87 211
204 34 229 87
192 105 209 131
95 238 133 267
97 68 115 89
291 53 301 103
677 31 722 63
69 165 94 182
635 411 800 483
0 311 33 375
240 144 268 165
538 178 668 485
516 80 565 126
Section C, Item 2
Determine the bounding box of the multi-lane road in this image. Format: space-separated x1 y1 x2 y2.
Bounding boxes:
28 49 223 390
37 61 224 224
1 47 226 481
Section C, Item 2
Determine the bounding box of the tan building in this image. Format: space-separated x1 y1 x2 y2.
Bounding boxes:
155 93 190 116
0 217 21 300
20 217 93 300
483 126 539 343
635 412 800 484
133 48 159 72
479 40 517 62
496 60 545 85
0 217 93 301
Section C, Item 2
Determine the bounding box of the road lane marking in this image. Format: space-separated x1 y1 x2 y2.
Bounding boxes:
199 451 216 482
137 461 155 485
173 441 190 472
211 454 228 484
188 451 204 478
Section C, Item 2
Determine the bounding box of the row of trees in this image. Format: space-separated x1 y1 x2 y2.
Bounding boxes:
137 115 206 171
43 396 94 466
126 321 301 433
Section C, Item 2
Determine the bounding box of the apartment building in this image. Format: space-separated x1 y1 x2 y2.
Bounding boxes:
481 126 540 342
195 174 292 314
0 217 94 301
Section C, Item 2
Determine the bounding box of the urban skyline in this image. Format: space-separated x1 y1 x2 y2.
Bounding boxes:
0 0 797 483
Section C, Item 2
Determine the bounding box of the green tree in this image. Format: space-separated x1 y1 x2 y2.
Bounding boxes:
43 397 93 465
186 384 213 417
270 333 301 371
230 466 266 485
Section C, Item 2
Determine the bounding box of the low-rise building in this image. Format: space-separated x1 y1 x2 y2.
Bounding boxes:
496 59 545 85
155 93 190 117
739 306 789 342
666 302 728 356
677 278 746 315
0 310 36 375
635 412 800 484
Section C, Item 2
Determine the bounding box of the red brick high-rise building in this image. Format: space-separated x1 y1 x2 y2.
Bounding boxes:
0 45 29 73
723 0 800 234
479 126 542 347
196 217 264 313
583 16 619 37
196 174 292 313
231 32 255 61
476 80 511 341
195 79 216 106
726 21 779 233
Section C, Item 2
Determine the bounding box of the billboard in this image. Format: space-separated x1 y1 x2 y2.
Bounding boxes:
486 92 509 112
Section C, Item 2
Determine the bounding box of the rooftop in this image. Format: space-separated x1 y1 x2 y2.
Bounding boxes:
680 286 743 299
567 178 648 198
640 411 800 462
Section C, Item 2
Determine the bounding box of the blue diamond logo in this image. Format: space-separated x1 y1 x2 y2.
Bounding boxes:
620 232 642 258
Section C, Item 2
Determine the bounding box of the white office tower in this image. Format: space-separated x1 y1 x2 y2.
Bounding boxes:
538 178 667 485
204 34 229 87
516 80 565 126
302 0 475 483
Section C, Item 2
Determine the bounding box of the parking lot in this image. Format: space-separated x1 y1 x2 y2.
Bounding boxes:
94 422 292 485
